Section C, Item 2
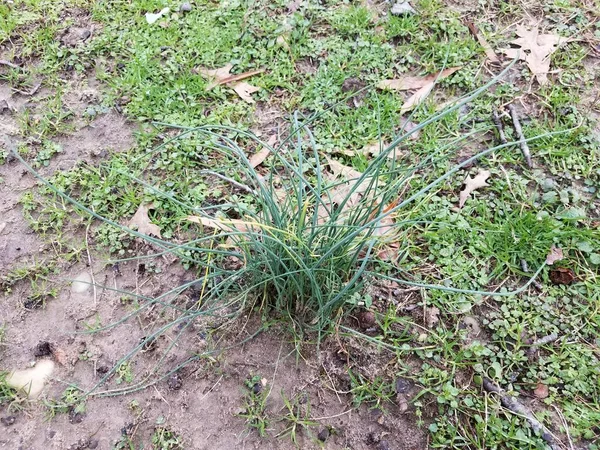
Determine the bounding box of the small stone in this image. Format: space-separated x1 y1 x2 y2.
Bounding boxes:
317 428 330 442
34 341 53 357
167 373 183 391
252 382 262 394
88 439 99 449
80 30 91 40
357 311 376 329
395 377 411 394
71 272 92 293
180 2 192 12
390 0 417 16
1 416 16 426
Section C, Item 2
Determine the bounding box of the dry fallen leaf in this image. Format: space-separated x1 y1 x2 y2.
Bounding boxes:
233 81 261 104
377 67 460 91
196 64 264 102
458 169 490 208
500 25 561 85
545 245 563 265
128 203 162 238
248 135 277 168
465 20 500 63
146 7 169 25
549 267 576 285
533 382 549 399
425 306 440 328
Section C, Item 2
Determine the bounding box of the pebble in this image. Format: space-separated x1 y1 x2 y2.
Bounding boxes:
80 29 91 40
180 2 192 12
1 416 16 426
71 272 92 293
317 428 330 442
394 377 412 394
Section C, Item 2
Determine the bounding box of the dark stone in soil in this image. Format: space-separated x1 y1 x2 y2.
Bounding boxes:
357 311 376 329
1 416 16 426
167 373 183 391
80 29 91 40
317 428 330 442
34 341 53 357
88 439 99 449
395 377 412 394
252 382 262 394
96 365 110 376
68 408 84 424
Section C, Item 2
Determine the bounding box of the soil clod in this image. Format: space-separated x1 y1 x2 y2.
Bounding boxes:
1 416 16 426
317 428 330 442
33 341 53 357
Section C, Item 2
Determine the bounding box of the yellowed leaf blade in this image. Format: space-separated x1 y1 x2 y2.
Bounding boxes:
458 170 490 208
128 203 162 238
186 215 249 232
232 81 260 104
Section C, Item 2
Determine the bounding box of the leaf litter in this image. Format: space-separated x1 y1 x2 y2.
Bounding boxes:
377 67 461 113
196 64 264 103
500 25 562 85
458 169 490 208
128 203 162 238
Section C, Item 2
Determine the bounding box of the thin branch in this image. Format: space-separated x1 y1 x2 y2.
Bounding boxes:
508 104 533 168
492 110 507 144
482 378 559 450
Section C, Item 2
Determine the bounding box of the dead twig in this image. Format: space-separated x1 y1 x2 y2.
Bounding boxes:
492 111 507 145
482 378 559 450
508 104 533 168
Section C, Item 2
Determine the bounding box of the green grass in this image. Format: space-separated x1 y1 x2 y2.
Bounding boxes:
2 0 600 448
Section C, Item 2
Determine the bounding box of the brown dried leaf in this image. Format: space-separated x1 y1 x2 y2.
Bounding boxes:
425 306 440 328
545 245 563 265
196 64 264 91
248 135 277 168
458 169 490 208
465 20 500 63
232 81 261 104
377 67 460 92
533 382 549 399
128 203 162 238
549 267 576 285
500 26 562 85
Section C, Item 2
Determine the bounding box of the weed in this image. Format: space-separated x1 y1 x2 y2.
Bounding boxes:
239 375 270 437
277 391 318 445
152 426 183 450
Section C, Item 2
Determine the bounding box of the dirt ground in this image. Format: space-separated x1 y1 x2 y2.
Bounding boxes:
0 83 425 447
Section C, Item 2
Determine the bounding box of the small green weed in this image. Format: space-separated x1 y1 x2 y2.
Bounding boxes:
239 375 270 437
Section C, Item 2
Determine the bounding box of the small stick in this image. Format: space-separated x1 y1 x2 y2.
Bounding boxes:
482 378 559 450
527 332 559 358
492 111 507 145
508 104 533 168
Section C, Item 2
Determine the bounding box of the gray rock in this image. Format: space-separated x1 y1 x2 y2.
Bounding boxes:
180 2 192 12
390 0 417 16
